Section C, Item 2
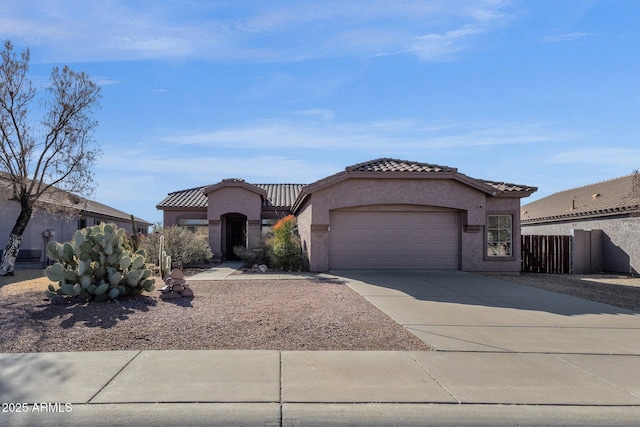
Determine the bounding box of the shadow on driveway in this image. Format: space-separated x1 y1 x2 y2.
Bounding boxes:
332 270 640 354
333 270 638 317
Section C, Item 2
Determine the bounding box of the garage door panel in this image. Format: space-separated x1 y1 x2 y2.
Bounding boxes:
329 210 460 270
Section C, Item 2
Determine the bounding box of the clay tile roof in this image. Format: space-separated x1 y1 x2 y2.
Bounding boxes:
521 173 640 223
482 180 538 194
156 183 304 210
156 187 208 209
254 184 305 208
346 158 457 173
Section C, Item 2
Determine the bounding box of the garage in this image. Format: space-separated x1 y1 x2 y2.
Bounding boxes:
328 208 461 269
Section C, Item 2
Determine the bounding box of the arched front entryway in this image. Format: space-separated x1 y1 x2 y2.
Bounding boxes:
222 213 247 260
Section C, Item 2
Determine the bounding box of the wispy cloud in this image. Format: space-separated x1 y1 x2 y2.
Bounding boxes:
551 147 640 169
1 0 517 63
93 77 122 87
408 0 514 61
293 109 336 120
97 153 337 187
158 117 572 152
410 26 482 60
542 32 592 43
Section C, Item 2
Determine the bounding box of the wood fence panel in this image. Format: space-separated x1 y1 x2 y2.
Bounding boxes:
521 235 571 274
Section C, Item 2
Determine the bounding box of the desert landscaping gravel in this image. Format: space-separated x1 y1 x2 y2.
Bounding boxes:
0 271 430 353
483 273 640 312
1 270 638 354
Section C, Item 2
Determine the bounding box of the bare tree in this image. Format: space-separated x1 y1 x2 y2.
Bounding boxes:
0 40 101 276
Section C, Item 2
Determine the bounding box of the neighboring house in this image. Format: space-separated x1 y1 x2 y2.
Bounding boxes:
521 173 640 275
158 158 536 272
0 179 152 267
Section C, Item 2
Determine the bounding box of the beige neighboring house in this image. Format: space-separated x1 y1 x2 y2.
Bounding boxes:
0 179 151 267
158 158 536 272
521 173 640 275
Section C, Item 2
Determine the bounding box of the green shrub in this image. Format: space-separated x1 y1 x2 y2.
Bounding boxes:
267 215 303 271
140 225 213 266
44 223 155 301
233 244 269 267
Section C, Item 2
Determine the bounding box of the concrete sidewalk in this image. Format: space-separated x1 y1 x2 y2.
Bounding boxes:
2 270 640 426
2 350 640 426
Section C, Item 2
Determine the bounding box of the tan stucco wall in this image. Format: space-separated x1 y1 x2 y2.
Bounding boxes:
306 178 486 224
298 177 523 272
467 196 523 273
162 209 207 227
206 186 263 255
295 204 312 270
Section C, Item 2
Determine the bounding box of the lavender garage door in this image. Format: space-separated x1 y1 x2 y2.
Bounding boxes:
329 210 460 269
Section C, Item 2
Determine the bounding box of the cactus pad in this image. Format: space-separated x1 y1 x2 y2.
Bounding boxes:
44 223 156 301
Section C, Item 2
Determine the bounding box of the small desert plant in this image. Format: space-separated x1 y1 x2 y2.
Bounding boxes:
45 223 155 301
233 244 269 267
129 214 140 252
267 215 303 271
140 225 213 267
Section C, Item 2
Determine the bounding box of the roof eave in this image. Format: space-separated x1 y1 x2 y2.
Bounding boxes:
291 169 499 213
523 205 640 224
493 188 538 198
202 180 268 197
453 173 501 196
156 205 207 211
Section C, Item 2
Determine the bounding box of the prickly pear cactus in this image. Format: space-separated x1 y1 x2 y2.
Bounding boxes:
45 223 156 301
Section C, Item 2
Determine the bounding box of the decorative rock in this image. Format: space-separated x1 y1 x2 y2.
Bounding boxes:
170 268 184 280
158 269 193 300
259 264 268 273
159 291 181 300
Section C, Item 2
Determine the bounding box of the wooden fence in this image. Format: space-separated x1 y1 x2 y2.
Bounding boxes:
521 235 571 273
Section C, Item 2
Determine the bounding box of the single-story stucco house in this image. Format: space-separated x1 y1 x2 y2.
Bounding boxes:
0 178 151 267
157 158 537 272
521 173 640 275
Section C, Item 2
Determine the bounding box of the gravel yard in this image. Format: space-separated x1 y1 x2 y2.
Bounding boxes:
0 270 430 353
483 272 640 312
2 269 638 354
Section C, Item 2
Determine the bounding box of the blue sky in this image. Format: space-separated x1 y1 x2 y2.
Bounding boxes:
2 1 639 225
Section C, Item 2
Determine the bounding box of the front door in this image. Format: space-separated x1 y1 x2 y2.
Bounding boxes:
226 216 247 260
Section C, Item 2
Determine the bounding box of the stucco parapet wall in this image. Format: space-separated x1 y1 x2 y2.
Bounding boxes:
206 186 264 220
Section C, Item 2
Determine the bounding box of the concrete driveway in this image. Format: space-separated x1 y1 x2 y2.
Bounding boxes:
335 270 640 355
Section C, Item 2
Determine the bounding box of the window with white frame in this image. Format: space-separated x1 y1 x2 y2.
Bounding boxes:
487 214 512 257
